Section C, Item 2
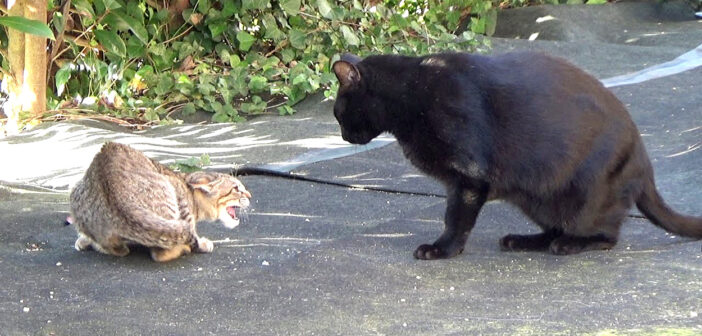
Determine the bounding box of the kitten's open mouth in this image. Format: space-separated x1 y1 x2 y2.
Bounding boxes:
221 198 249 229
226 206 240 219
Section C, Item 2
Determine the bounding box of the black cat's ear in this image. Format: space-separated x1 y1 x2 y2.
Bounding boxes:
333 60 361 89
341 53 362 65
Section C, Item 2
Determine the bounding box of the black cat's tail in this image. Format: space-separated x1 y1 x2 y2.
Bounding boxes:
636 178 702 238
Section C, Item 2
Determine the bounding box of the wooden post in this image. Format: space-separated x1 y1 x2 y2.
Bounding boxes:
4 0 25 135
22 0 48 117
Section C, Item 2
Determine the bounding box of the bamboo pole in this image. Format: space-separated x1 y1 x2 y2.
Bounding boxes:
22 0 48 117
4 0 25 135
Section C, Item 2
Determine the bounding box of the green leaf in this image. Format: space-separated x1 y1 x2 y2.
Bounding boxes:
216 43 230 59
292 73 307 86
242 0 268 11
53 11 66 33
339 25 359 46
485 9 497 37
277 105 295 116
209 21 228 37
288 29 306 49
170 154 210 172
103 11 149 45
211 101 224 114
155 75 175 95
586 0 607 4
280 48 295 63
55 66 72 96
99 0 122 11
94 29 126 57
0 16 55 40
470 17 485 34
316 0 334 20
182 103 197 115
197 0 211 14
241 95 267 114
280 0 301 15
236 31 256 51
223 104 238 117
154 8 171 23
262 14 285 42
126 35 145 58
221 1 239 17
144 108 160 121
229 54 241 67
288 15 306 28
248 76 268 93
198 82 216 95
230 72 249 96
212 111 229 122
71 0 94 17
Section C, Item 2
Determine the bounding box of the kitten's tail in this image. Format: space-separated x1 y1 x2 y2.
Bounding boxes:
636 178 702 238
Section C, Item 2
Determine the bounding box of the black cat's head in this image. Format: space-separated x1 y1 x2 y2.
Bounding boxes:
332 54 386 145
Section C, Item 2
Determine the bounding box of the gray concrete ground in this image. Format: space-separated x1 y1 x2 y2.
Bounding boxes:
1 1 701 335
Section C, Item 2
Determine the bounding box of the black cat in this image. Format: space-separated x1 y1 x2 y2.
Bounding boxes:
332 51 702 260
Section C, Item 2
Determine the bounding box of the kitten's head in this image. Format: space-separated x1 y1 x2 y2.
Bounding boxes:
332 53 386 145
186 172 251 229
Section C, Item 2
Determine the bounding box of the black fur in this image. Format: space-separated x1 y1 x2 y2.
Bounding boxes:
332 51 702 259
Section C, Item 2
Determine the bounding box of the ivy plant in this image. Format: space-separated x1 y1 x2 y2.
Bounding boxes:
5 0 496 126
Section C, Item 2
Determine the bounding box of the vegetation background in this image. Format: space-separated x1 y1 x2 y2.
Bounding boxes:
4 0 688 133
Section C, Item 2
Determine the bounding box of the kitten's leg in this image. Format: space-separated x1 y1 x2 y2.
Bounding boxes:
185 230 214 253
104 235 130 257
92 235 130 257
414 186 486 260
150 244 192 262
500 228 562 252
194 237 214 253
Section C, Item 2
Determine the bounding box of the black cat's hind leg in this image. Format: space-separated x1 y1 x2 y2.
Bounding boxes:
500 228 563 252
415 186 487 260
549 234 617 255
549 202 628 255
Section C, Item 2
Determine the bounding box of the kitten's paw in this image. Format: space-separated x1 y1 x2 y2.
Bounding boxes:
196 237 214 253
413 244 463 260
74 235 93 251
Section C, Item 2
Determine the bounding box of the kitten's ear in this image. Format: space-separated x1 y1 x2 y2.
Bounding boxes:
186 172 220 194
333 60 361 89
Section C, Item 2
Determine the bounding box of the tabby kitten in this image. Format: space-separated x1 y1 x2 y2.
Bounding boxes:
70 142 251 262
332 51 701 260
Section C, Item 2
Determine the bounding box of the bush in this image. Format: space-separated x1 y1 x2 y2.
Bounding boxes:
2 0 495 125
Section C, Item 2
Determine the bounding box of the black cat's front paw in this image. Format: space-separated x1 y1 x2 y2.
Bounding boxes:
413 244 463 260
